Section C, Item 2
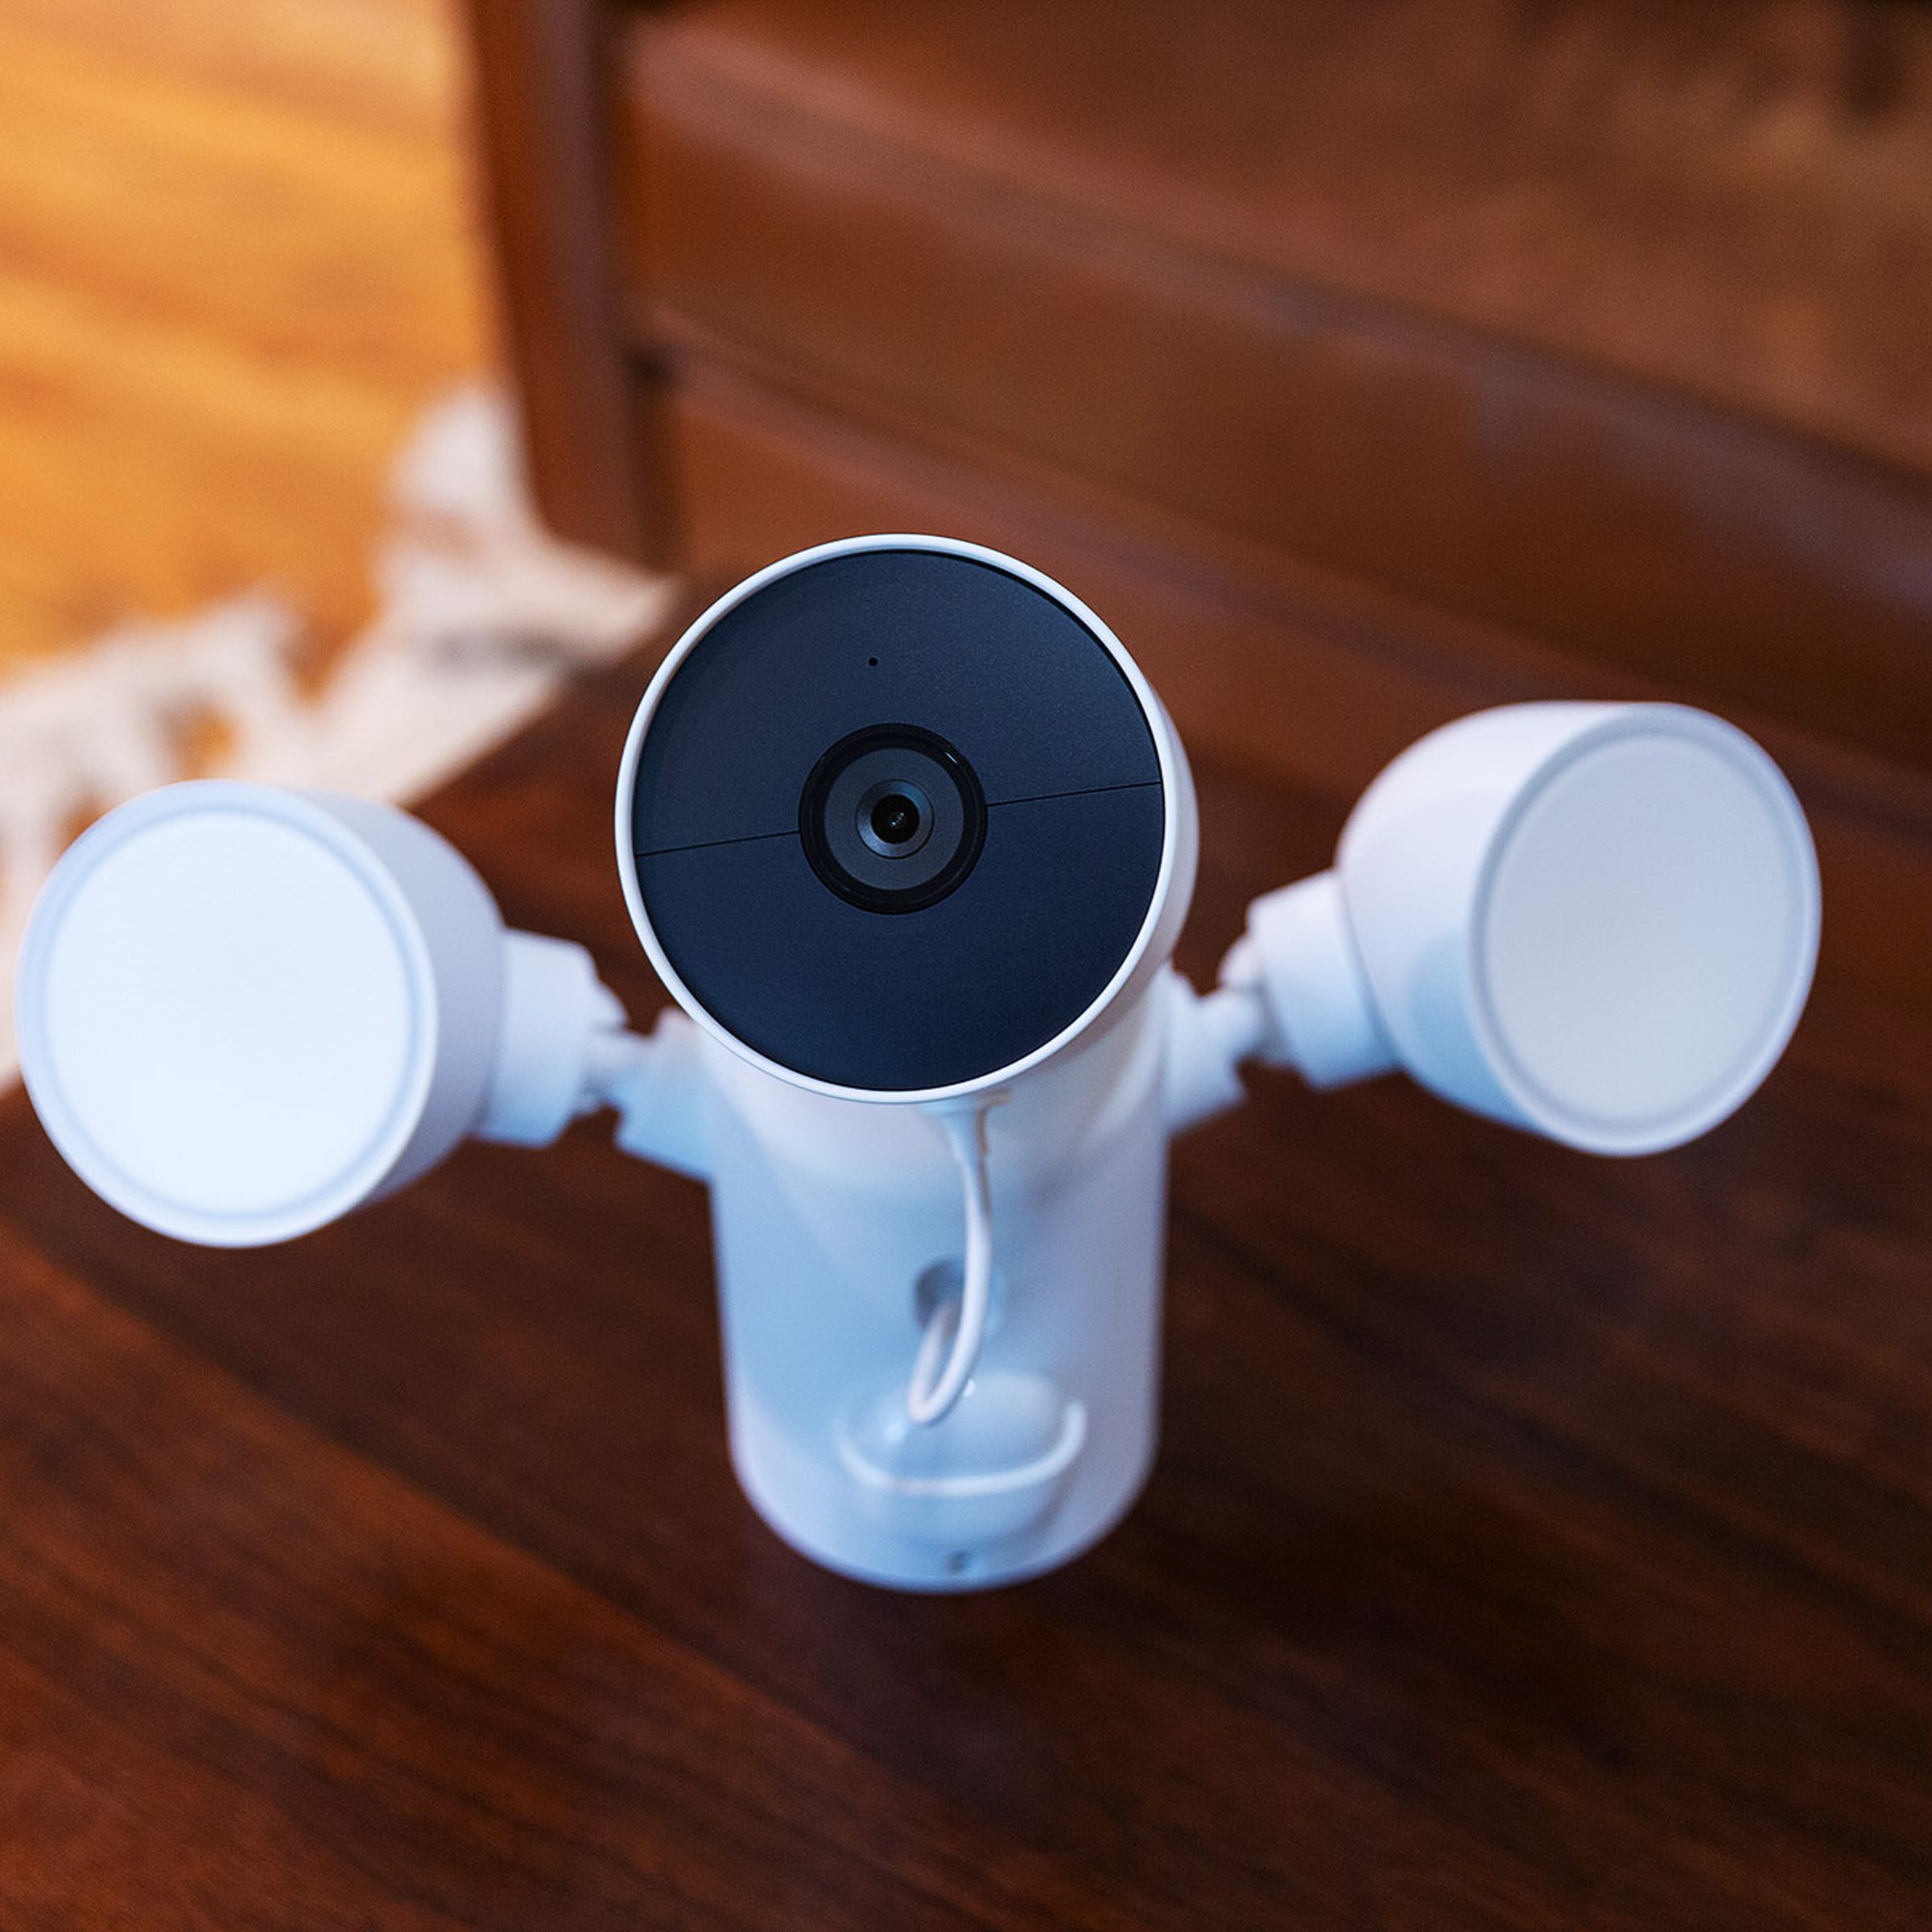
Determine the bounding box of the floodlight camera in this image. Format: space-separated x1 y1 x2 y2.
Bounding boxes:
14 535 1818 1591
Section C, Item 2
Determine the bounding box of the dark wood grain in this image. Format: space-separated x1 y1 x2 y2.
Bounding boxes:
621 0 1932 778
1 644 1930 1930
462 0 1932 779
461 0 674 567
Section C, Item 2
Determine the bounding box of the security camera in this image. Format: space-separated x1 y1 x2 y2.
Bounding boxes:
616 536 1195 1101
13 535 1820 1591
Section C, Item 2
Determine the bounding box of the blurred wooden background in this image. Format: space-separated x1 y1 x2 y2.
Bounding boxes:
479 0 1932 782
0 0 485 679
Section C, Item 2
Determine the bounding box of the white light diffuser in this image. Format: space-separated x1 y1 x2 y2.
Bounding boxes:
14 782 622 1245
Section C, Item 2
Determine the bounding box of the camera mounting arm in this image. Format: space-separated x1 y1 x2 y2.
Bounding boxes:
1161 969 1268 1136
1162 871 1404 1135
584 1005 712 1182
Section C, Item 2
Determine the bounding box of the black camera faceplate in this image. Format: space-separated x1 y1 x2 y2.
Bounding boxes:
629 547 1165 1091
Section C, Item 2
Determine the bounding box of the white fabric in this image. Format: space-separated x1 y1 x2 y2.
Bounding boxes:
0 386 671 1079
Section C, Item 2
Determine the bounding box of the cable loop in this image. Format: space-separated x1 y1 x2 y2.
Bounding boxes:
905 1100 997 1426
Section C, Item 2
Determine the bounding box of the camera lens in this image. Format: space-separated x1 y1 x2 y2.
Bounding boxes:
856 779 934 859
800 726 985 912
870 795 919 846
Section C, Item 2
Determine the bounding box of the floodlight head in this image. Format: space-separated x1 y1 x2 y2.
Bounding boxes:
15 782 622 1245
1227 703 1820 1154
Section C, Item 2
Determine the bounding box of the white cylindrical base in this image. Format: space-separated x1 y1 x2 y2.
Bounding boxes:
700 987 1170 1591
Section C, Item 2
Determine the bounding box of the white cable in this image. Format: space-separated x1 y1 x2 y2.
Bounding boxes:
905 1099 997 1427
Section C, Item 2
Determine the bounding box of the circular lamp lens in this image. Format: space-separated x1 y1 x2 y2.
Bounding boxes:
15 786 445 1245
1472 712 1818 1153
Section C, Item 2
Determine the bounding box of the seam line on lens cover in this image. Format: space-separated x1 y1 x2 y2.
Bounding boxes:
634 826 804 859
634 779 1162 858
986 779 1162 811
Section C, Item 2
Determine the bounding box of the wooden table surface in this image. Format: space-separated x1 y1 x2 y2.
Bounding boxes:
2 649 1929 1931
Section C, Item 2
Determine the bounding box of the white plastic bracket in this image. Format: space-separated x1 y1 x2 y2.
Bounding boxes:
591 1006 713 1183
1162 968 1267 1136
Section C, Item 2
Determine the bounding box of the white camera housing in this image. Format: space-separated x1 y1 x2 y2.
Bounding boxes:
12 535 1822 1592
611 536 1200 1583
